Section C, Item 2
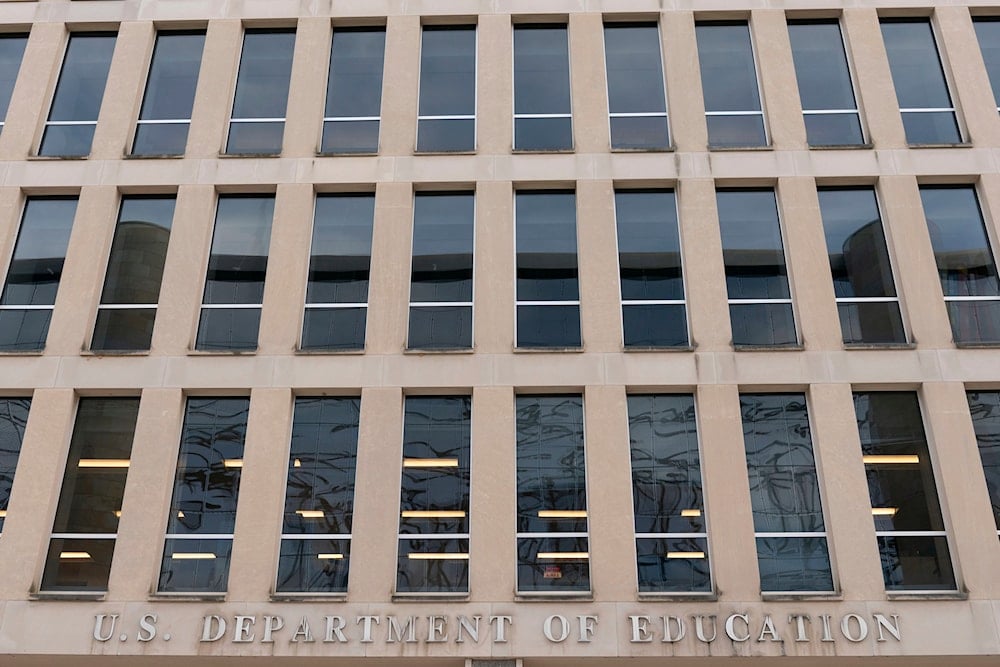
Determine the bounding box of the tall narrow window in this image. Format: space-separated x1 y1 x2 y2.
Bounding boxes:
628 394 710 593
322 28 385 154
277 397 360 594
0 197 77 351
881 19 960 145
604 23 669 150
515 191 580 348
0 34 27 134
39 32 116 157
696 22 766 148
919 185 1000 344
788 20 863 146
616 189 687 348
0 398 30 534
301 194 374 351
517 395 589 593
40 398 138 592
855 392 955 591
717 189 796 347
417 26 476 153
196 195 274 351
226 29 296 155
397 396 471 594
974 19 1000 114
741 394 834 593
92 196 175 352
408 193 474 350
132 31 205 156
818 187 906 345
513 25 572 151
158 398 248 594
966 391 1000 537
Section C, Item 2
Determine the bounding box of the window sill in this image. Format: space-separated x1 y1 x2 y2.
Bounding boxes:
187 348 258 356
404 347 474 355
392 593 470 602
149 592 227 602
638 591 716 602
296 347 365 355
809 143 873 150
733 343 803 352
511 148 575 154
954 341 1000 349
31 591 106 601
906 142 972 149
271 592 347 602
707 144 772 152
843 342 915 351
0 350 44 356
624 344 696 353
515 592 592 601
124 152 184 160
610 146 674 153
414 150 477 156
218 152 282 159
761 591 841 601
316 151 379 158
885 590 966 601
81 349 150 357
27 154 89 160
513 346 584 353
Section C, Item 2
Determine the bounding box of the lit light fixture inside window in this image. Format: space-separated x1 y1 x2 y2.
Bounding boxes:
223 459 243 468
171 552 216 560
78 459 130 468
295 510 325 518
667 551 706 559
681 509 702 517
400 510 466 518
407 552 470 560
863 454 919 464
293 458 302 468
59 551 93 560
403 458 458 468
537 509 587 518
537 552 589 560
871 507 899 516
317 553 344 560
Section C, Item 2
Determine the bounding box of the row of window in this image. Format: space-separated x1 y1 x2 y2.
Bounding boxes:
0 15 997 157
1 388 997 596
3 182 997 353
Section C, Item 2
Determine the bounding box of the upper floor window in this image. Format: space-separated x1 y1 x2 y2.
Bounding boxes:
818 187 906 345
880 19 961 145
974 19 1000 114
0 197 77 351
717 189 796 347
417 26 476 152
919 185 1000 344
322 27 385 154
0 34 27 133
226 29 295 155
513 25 572 151
603 23 669 150
408 192 474 350
132 31 205 156
0 398 30 534
696 21 766 148
515 191 580 348
301 193 375 351
966 391 1000 538
787 20 863 146
91 195 175 352
39 32 116 157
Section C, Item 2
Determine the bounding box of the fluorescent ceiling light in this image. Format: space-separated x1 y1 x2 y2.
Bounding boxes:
171 552 216 560
667 551 706 559
863 455 919 464
59 551 92 560
113 510 122 518
407 553 470 560
0 510 7 518
223 459 243 468
177 511 185 518
537 552 589 560
403 458 458 468
78 459 130 468
317 553 344 560
401 510 466 518
538 510 587 518
871 507 899 516
293 459 302 468
295 510 325 519
681 509 702 517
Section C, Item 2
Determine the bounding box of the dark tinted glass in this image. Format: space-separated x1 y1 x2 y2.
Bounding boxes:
621 304 688 348
0 398 30 532
276 539 350 594
516 192 578 301
604 24 669 149
158 538 232 593
408 306 472 350
636 537 711 593
974 19 1000 109
323 28 385 154
756 536 834 592
516 304 581 348
417 27 475 152
41 398 138 591
965 391 1000 530
696 22 766 147
517 535 589 592
40 33 116 157
0 34 27 126
132 32 205 156
301 307 366 351
514 26 572 150
227 29 295 154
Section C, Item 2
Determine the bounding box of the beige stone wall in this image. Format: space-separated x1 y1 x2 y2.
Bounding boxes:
0 0 996 663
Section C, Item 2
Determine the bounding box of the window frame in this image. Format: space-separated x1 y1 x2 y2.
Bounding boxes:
511 23 574 152
0 32 28 134
602 21 672 151
415 24 478 154
320 25 386 156
965 389 1000 538
973 17 1000 115
0 397 31 536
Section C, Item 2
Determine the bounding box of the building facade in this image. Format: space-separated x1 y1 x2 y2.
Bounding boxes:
0 0 997 665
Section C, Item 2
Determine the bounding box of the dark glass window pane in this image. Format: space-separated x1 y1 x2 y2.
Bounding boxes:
718 190 790 300
514 26 571 151
92 309 157 351
0 398 30 532
158 538 232 593
616 190 683 301
410 194 474 303
697 22 765 148
604 24 668 150
704 115 766 149
974 19 1000 109
921 186 1000 295
40 33 116 156
729 303 796 346
195 308 261 351
609 116 670 151
276 539 351 593
965 391 1000 530
227 29 295 154
881 20 960 144
132 32 205 156
203 196 273 305
1 198 77 306
397 538 469 593
803 114 864 147
636 537 711 593
516 192 578 301
838 302 906 345
417 118 475 153
622 304 688 348
307 195 374 304
517 536 590 592
516 305 581 348
301 307 366 351
41 538 116 592
756 536 834 592
0 34 27 126
323 28 385 154
0 309 51 352
408 306 472 350
417 26 475 152
877 535 955 591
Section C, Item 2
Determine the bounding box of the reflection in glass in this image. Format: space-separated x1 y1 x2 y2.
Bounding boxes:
514 26 572 151
277 397 360 593
964 391 1000 533
92 196 175 351
41 398 138 591
975 19 1000 112
516 192 580 348
396 397 470 593
604 24 669 149
920 185 1000 343
741 394 833 592
302 194 375 350
0 398 30 533
0 197 77 351
323 28 385 154
0 34 27 132
418 27 475 152
227 29 295 155
408 194 474 349
696 22 766 148
40 33 116 157
196 196 274 351
616 190 687 347
159 398 249 593
818 188 905 344
132 32 205 156
788 20 863 146
516 395 589 592
717 189 796 346
855 392 956 590
881 19 960 145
